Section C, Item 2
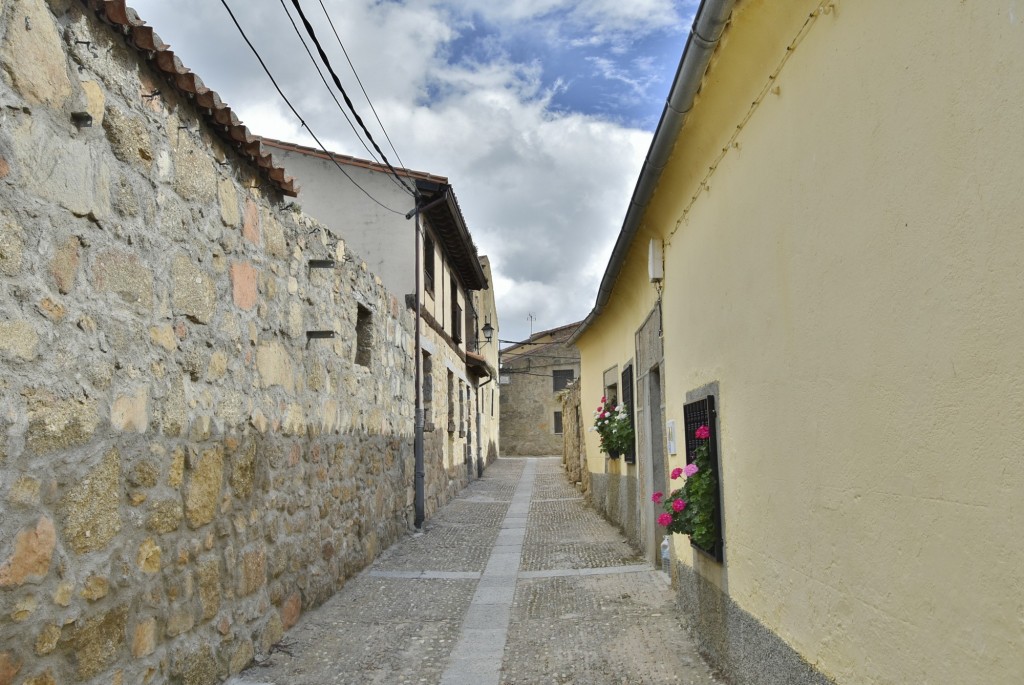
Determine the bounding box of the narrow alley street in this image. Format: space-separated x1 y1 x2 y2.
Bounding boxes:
229 458 720 685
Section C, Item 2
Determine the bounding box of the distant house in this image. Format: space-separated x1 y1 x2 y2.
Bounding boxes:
262 138 496 508
499 322 580 456
570 1 1024 684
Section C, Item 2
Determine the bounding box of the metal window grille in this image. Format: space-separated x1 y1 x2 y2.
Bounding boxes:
683 394 724 562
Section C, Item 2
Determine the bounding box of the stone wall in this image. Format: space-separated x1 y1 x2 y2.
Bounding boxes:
499 344 578 456
559 381 587 494
0 2 430 683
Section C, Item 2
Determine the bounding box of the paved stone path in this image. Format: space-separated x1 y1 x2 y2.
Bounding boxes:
230 457 720 685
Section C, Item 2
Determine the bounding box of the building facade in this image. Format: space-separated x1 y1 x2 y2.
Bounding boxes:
499 322 580 456
571 1 1024 684
262 138 496 512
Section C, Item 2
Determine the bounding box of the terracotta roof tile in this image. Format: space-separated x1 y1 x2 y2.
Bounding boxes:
82 0 299 197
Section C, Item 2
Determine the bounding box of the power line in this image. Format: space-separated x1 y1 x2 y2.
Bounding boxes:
218 0 405 215
289 0 416 197
316 0 407 172
278 0 412 198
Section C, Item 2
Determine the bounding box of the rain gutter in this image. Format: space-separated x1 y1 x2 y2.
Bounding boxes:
567 0 735 345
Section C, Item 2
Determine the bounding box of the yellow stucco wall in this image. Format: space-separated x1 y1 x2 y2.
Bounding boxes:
578 0 1024 682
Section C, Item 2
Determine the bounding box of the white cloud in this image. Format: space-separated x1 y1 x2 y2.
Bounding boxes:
131 0 658 342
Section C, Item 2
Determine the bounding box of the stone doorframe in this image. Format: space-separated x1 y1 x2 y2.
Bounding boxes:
634 303 666 566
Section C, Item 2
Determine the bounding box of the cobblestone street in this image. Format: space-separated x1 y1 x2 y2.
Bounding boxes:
230 458 719 685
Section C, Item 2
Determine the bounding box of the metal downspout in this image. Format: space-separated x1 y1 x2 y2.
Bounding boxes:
567 0 735 344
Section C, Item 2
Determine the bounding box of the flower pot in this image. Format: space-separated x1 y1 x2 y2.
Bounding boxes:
607 449 621 460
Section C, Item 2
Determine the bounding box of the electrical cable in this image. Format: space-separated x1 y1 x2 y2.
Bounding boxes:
278 0 412 197
218 0 405 215
290 0 416 197
316 0 408 172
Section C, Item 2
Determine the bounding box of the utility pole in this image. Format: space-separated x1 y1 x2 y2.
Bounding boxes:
528 313 536 337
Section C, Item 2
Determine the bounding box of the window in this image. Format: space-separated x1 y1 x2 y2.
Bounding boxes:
683 393 723 562
355 304 372 367
451 276 462 343
423 234 435 294
553 411 563 435
621 363 635 463
553 369 575 392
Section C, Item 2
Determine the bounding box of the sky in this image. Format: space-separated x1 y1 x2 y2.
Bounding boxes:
131 0 698 345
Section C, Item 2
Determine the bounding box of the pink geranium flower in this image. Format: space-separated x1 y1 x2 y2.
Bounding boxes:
657 513 673 526
695 425 710 439
670 467 683 480
672 499 687 512
652 491 664 504
600 396 607 403
684 463 699 477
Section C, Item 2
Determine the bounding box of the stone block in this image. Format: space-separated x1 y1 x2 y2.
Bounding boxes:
171 254 216 324
168 446 185 487
185 446 224 529
238 544 266 597
137 538 160 574
262 208 286 258
24 388 98 455
256 341 294 392
51 236 80 295
36 297 66 322
34 624 61 655
8 477 41 507
0 0 73 107
13 117 111 219
0 516 55 586
0 652 21 685
197 556 221 620
103 106 152 168
242 198 259 245
21 670 56 685
165 606 193 637
230 440 257 500
127 459 159 488
281 590 301 630
110 385 149 433
0 319 39 361
81 80 105 127
219 178 241 227
161 377 188 438
229 639 254 674
80 575 109 601
171 127 216 203
52 581 72 607
92 249 154 309
230 261 258 310
146 497 183 534
0 218 23 277
149 324 177 351
207 350 228 379
0 156 8 179
67 605 127 679
131 618 156 657
60 447 121 554
11 593 38 621
174 643 220 685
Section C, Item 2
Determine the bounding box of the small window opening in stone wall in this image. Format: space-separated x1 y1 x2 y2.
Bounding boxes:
355 304 372 367
554 410 563 435
553 369 575 392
